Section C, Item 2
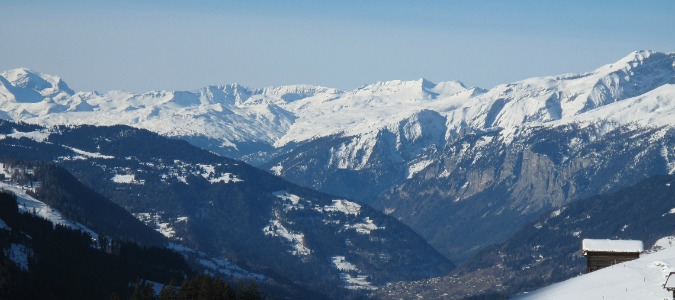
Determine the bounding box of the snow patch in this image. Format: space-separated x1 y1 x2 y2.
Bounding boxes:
273 191 305 211
0 218 8 231
198 164 243 184
134 212 176 239
157 222 175 238
263 219 311 256
168 243 264 280
407 160 433 179
549 207 565 218
111 174 144 185
198 258 265 280
198 164 215 177
340 274 377 291
332 256 359 272
5 244 31 271
345 217 383 235
329 253 376 293
209 173 243 184
323 199 361 216
64 146 115 159
270 165 283 176
2 130 51 142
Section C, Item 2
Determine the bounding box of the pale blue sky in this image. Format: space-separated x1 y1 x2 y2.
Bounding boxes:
1 0 674 92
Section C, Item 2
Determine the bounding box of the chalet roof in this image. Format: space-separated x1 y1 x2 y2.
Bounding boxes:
665 272 675 290
582 239 644 253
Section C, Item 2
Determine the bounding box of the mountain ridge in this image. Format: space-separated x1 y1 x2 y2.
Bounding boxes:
0 50 672 163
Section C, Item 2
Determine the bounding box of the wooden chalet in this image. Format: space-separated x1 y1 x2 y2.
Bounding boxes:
582 239 643 273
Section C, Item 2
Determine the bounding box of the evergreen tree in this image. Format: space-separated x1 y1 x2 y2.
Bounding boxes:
132 280 156 300
237 280 262 300
158 281 179 300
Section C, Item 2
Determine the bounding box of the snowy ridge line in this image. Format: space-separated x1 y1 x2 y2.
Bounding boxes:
2 51 672 161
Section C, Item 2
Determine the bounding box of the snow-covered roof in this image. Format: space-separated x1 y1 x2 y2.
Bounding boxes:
665 272 675 290
582 239 643 253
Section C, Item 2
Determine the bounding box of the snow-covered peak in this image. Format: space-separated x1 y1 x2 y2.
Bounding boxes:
598 49 659 71
194 84 253 106
430 80 469 95
0 68 74 101
592 50 674 83
0 50 673 160
352 78 468 101
259 84 341 102
274 78 472 146
442 50 675 133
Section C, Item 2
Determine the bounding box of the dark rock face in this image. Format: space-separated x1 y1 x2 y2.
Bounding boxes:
375 124 675 261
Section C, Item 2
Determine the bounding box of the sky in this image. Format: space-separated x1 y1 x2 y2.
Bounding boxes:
1 0 674 93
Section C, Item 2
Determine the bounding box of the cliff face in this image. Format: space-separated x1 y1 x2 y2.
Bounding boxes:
375 124 675 261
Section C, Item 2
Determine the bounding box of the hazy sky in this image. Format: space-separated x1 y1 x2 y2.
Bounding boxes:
1 0 674 93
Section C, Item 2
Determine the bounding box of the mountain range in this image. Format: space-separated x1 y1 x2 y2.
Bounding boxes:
1 51 673 162
1 49 674 298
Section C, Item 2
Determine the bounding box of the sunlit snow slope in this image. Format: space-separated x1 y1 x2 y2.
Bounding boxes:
518 239 675 299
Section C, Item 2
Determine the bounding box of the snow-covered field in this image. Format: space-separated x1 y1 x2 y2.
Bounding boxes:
323 199 361 216
330 256 376 290
263 218 311 256
518 238 675 299
344 217 383 235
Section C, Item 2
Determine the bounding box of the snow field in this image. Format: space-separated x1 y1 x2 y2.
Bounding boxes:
262 219 311 256
323 199 361 216
519 242 675 299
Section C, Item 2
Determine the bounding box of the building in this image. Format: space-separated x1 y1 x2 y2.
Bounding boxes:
664 272 675 299
582 239 643 273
